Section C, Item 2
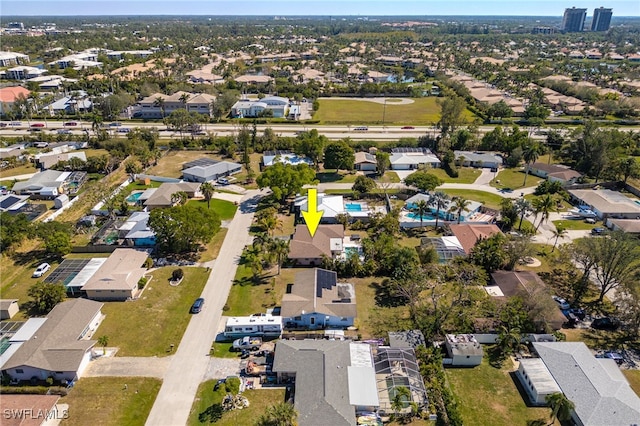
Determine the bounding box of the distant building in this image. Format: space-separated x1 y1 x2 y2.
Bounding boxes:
591 7 613 31
532 26 555 34
562 7 587 32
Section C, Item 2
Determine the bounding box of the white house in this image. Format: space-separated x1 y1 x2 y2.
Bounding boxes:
516 358 562 405
354 152 377 172
444 334 483 366
390 148 441 170
453 151 502 169
81 248 149 301
134 91 216 119
0 299 19 320
294 193 384 223
231 96 290 118
262 150 313 168
568 189 640 220
1 298 103 382
281 268 356 330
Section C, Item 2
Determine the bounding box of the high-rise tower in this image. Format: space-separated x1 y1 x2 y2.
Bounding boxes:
562 7 587 32
591 7 613 31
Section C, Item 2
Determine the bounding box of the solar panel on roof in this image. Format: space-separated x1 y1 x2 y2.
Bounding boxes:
45 258 91 284
0 196 21 209
182 158 220 169
315 269 337 298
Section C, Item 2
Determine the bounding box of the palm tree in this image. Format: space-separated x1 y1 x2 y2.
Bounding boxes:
391 386 411 419
270 238 290 275
522 142 541 187
496 325 521 356
200 181 215 209
170 191 188 206
91 113 103 138
428 191 450 229
97 335 109 355
546 392 575 425
551 225 568 252
450 196 472 224
154 96 166 120
514 198 533 231
258 214 282 237
256 402 298 426
532 194 557 232
411 199 430 229
179 92 190 111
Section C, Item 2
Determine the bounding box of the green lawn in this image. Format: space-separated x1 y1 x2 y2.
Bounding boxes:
83 148 110 158
315 98 476 125
224 266 294 317
60 377 161 426
199 228 229 263
440 189 505 210
316 170 361 183
188 382 285 426
125 180 163 192
490 168 542 189
210 341 239 358
96 267 209 356
552 219 599 231
446 355 557 426
427 167 481 184
623 370 640 397
0 163 36 178
189 198 238 221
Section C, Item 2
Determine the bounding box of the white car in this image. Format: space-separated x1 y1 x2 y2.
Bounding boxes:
32 262 51 278
552 296 570 310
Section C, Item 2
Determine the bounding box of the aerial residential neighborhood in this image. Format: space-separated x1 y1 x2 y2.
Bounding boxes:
1 4 640 426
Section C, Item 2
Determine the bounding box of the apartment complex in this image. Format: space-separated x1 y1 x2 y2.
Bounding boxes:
591 7 613 32
562 7 587 32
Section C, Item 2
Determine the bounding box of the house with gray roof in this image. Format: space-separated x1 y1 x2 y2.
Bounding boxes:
354 152 377 172
529 162 582 185
117 211 156 246
568 189 640 220
12 170 70 199
181 158 241 183
281 268 356 330
526 342 640 425
143 182 202 209
453 150 502 169
1 298 103 382
81 248 149 300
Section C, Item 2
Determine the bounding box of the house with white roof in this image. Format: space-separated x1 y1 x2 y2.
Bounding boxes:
231 96 290 118
390 148 441 170
404 193 483 223
4 66 47 80
261 150 313 168
134 91 216 119
568 189 640 220
453 151 502 169
117 211 156 247
0 51 30 67
12 170 71 198
294 193 385 223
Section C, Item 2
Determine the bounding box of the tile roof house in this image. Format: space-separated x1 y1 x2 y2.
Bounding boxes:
143 182 202 209
528 342 640 425
81 248 149 300
288 224 344 266
1 298 103 382
281 268 356 330
0 86 30 115
528 162 582 185
448 224 502 254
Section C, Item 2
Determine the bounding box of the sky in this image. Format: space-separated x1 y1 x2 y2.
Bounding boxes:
2 1 639 17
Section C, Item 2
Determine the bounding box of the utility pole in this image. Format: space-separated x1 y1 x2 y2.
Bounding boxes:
382 98 387 129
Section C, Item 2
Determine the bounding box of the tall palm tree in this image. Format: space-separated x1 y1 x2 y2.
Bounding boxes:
522 142 541 187
514 198 533 231
450 196 472 224
200 181 215 209
154 96 166 120
391 386 411 419
97 335 109 355
258 214 282 237
428 191 450 229
546 392 575 424
411 199 430 229
532 194 557 232
551 225 568 252
270 238 290 275
179 92 190 112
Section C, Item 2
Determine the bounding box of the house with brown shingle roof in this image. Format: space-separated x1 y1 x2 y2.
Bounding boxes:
288 224 344 266
81 248 149 301
281 268 356 330
1 298 103 382
448 224 502 254
528 162 582 185
143 182 201 209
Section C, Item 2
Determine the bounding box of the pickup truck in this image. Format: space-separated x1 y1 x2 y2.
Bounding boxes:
232 336 262 351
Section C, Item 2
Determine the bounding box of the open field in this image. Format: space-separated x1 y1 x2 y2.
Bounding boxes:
146 150 214 178
96 267 208 357
316 170 361 183
188 383 285 426
446 355 557 426
315 98 476 125
0 163 36 178
225 266 295 317
83 148 110 158
439 188 505 210
60 377 161 426
427 167 481 184
490 167 541 189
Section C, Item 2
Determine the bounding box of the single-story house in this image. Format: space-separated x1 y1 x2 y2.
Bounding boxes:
281 268 356 330
288 224 344 266
36 152 87 170
448 223 502 254
524 342 640 425
181 157 242 183
516 358 562 405
405 193 482 223
488 271 566 330
293 193 384 223
354 152 377 172
0 299 19 319
117 211 156 246
568 189 640 220
47 95 92 115
0 394 66 426
143 182 202 209
390 148 441 170
1 298 103 382
12 170 87 199
81 248 149 301
0 143 27 159
444 334 483 366
0 194 30 213
528 162 582 185
606 218 640 235
261 150 313 168
453 151 502 169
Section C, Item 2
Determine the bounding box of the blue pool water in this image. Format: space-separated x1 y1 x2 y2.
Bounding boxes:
344 247 361 257
407 212 436 221
345 203 363 212
126 192 143 202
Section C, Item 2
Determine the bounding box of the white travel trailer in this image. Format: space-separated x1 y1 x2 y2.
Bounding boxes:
223 315 283 339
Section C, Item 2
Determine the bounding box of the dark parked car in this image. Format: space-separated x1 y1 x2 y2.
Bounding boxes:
591 227 606 235
190 297 205 314
591 317 620 331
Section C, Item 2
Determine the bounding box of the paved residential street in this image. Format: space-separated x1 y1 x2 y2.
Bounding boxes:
145 190 262 426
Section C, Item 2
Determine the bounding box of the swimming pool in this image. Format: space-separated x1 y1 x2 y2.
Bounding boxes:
345 203 363 212
126 192 143 203
407 212 436 221
344 246 361 258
